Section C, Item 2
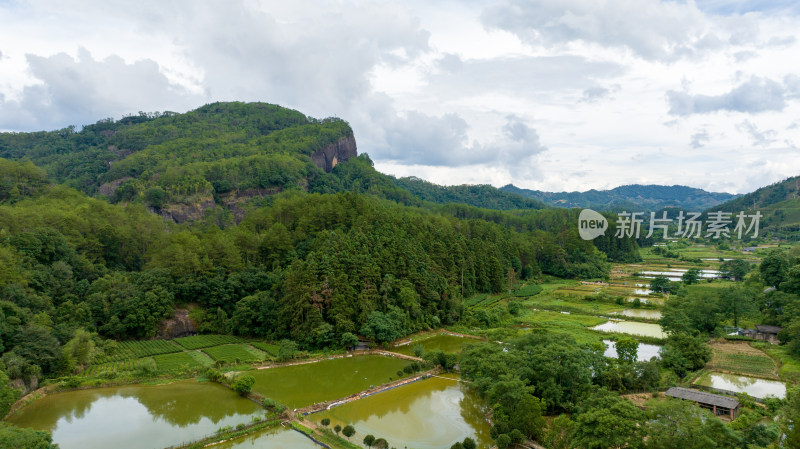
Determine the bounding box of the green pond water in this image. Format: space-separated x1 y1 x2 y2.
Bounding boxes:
391 334 479 356
696 372 787 399
249 355 410 409
7 380 264 449
214 426 319 449
615 309 662 320
315 374 492 449
592 319 666 338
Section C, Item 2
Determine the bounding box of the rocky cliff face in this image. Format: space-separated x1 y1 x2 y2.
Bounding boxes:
158 195 216 223
311 134 357 172
157 309 198 339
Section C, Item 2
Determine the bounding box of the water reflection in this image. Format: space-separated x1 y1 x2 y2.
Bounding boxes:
213 426 319 449
592 320 666 338
315 376 492 449
603 340 662 362
696 373 786 399
249 355 409 409
7 380 263 449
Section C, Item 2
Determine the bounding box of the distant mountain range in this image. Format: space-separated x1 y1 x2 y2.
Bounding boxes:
500 184 739 212
392 177 548 210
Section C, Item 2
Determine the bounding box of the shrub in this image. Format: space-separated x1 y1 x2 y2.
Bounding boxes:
206 368 224 383
232 375 255 396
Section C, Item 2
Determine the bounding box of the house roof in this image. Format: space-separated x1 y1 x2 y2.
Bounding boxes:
756 325 782 334
665 387 740 409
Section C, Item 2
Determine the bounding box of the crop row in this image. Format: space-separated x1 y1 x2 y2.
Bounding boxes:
153 351 215 371
94 340 183 364
249 342 280 356
203 344 267 364
174 334 244 350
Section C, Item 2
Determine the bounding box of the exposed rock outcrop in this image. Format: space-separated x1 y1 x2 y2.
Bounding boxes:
158 195 216 223
218 187 284 222
311 134 357 172
157 309 198 339
97 176 132 197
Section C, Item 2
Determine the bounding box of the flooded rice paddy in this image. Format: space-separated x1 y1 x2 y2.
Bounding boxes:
6 380 264 449
214 426 319 449
695 372 786 399
391 334 479 356
248 354 410 409
592 320 666 338
315 374 492 449
614 309 662 320
603 340 662 362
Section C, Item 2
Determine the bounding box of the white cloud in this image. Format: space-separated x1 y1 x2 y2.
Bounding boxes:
667 76 790 116
0 48 200 130
690 128 711 149
736 120 778 147
480 0 710 61
1 0 800 194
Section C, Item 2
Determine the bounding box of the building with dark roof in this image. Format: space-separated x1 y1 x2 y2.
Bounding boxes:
665 387 740 419
756 325 782 344
739 325 782 344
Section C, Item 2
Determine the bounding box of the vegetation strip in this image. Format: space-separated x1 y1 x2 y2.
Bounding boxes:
165 418 281 449
298 370 436 415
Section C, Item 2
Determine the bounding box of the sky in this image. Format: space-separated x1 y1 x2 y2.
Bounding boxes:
1 0 799 194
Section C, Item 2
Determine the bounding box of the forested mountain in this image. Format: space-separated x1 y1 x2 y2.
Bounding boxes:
0 102 639 395
705 175 800 238
392 176 548 210
0 102 355 222
502 183 738 212
710 175 800 212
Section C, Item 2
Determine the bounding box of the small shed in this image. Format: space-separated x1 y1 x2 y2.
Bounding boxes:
665 387 740 419
755 325 782 344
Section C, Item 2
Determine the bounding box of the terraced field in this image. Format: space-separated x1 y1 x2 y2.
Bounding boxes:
153 351 215 371
203 344 268 363
174 335 245 350
94 340 182 363
83 335 282 376
707 341 777 379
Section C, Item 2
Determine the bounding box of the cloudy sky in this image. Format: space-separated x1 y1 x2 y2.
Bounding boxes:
1 0 800 194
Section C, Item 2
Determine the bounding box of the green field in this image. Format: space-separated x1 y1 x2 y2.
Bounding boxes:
174 335 245 350
153 351 215 371
82 358 156 376
707 341 777 378
754 343 800 383
514 309 608 345
203 344 267 363
250 342 280 356
94 340 183 363
512 284 543 297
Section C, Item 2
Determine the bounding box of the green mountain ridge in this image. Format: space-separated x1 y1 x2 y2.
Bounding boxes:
391 176 549 210
707 175 800 237
0 102 356 222
501 183 739 212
